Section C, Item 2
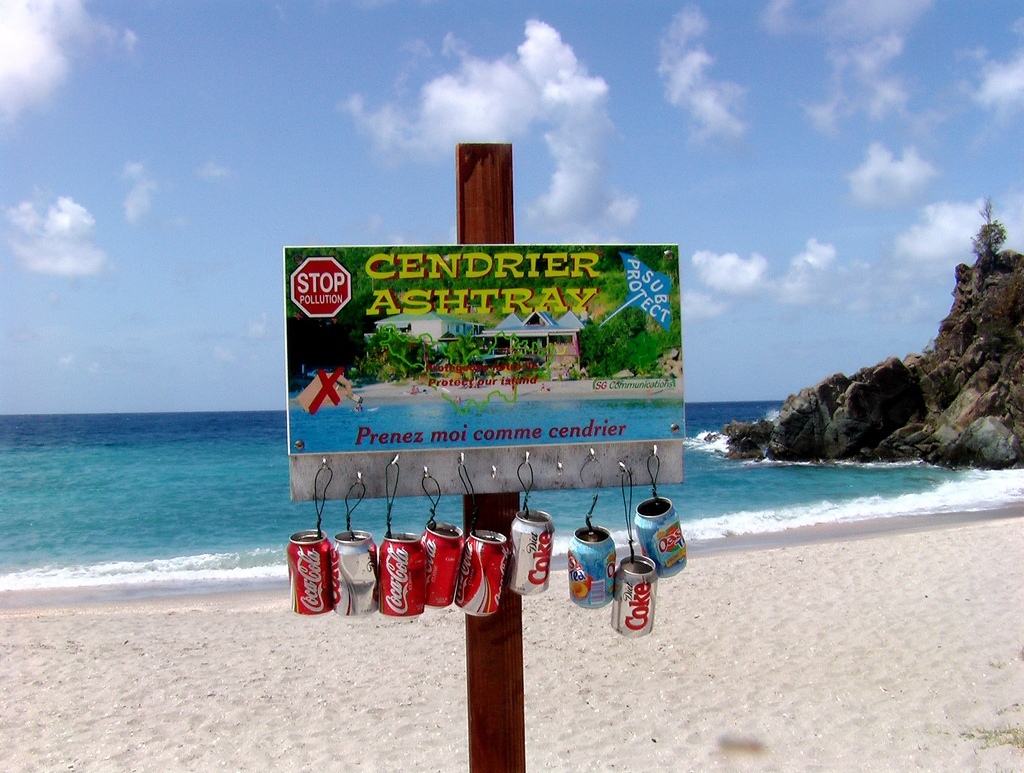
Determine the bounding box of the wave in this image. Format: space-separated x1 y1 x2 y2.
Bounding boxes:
4 469 1023 593
0 548 287 592
682 468 1024 540
686 431 731 455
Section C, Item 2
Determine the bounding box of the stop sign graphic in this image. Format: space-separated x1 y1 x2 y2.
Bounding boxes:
290 256 352 318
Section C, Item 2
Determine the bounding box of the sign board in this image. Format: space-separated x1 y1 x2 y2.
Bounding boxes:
285 245 684 499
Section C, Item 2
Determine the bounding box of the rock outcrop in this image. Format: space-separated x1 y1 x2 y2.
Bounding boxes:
722 249 1024 469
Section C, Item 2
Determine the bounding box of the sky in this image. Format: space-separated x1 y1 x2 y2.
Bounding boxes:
2 0 1024 414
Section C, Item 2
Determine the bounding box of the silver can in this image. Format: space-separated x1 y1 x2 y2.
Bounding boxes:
508 509 555 595
611 555 658 637
331 530 378 617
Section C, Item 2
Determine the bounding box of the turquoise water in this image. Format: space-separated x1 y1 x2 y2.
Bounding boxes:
2 404 1022 594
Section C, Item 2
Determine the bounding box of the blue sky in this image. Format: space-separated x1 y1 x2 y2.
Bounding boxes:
2 0 1024 413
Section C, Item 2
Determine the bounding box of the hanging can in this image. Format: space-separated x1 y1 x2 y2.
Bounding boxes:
508 509 555 595
567 526 616 608
378 533 426 617
288 530 334 615
422 522 464 608
633 496 687 578
332 530 378 617
455 530 509 616
611 555 658 637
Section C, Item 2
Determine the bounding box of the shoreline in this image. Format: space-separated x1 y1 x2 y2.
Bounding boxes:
3 504 1021 610
3 509 1022 770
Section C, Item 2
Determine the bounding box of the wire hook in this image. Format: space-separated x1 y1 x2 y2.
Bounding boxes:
384 454 400 538
313 457 333 538
343 471 365 533
458 453 480 534
422 466 441 529
647 444 661 500
516 451 534 514
619 461 635 562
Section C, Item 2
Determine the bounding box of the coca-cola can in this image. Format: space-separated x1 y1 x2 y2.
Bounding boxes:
567 526 616 608
288 530 333 615
611 555 658 637
508 509 555 596
455 530 509 616
378 533 426 617
332 530 378 617
633 496 687 578
422 522 464 608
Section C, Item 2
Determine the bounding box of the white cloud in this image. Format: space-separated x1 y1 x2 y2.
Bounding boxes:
5 196 108 276
892 200 981 274
658 6 746 142
198 158 231 180
847 143 938 207
691 249 769 295
122 161 157 223
974 48 1024 114
344 19 637 240
807 34 909 132
682 290 727 320
764 0 933 38
247 312 268 340
0 0 124 123
766 2 932 133
777 238 837 303
691 239 840 307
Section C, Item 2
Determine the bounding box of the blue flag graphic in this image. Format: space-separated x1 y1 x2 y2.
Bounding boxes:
600 253 673 330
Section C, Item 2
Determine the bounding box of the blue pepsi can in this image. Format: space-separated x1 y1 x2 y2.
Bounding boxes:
633 497 687 578
567 526 616 608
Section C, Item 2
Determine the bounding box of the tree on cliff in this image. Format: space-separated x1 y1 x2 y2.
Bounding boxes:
971 198 1007 263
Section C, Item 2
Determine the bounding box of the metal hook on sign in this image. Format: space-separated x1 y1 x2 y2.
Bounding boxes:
458 453 479 535
579 448 600 529
647 444 661 500
422 466 441 529
313 457 333 538
619 461 635 562
343 470 365 533
516 451 534 514
384 454 400 538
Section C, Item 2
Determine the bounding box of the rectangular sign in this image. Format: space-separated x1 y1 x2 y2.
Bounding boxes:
285 245 684 499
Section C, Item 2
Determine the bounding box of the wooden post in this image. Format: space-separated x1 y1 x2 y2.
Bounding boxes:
456 143 527 773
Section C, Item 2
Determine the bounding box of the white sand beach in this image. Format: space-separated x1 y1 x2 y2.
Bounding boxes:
2 513 1023 772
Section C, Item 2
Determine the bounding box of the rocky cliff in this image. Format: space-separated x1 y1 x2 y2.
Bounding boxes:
722 249 1024 468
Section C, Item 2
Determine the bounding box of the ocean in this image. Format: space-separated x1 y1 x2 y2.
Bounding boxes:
3 402 1023 598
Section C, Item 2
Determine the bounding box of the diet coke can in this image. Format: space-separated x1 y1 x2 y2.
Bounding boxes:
633 496 687 578
422 522 464 608
288 530 333 615
508 509 555 595
455 530 509 616
332 530 378 617
567 526 616 608
611 555 658 637
378 533 426 617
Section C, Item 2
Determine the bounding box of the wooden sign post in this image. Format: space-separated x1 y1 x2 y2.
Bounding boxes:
456 143 527 772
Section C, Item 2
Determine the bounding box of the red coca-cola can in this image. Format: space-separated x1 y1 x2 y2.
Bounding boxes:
611 555 658 637
455 530 510 617
422 522 464 608
508 509 555 596
378 533 426 617
288 530 333 615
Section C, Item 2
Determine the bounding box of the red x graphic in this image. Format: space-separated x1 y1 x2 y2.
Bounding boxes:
307 369 344 415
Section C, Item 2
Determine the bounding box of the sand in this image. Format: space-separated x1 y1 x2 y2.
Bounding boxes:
2 513 1023 772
